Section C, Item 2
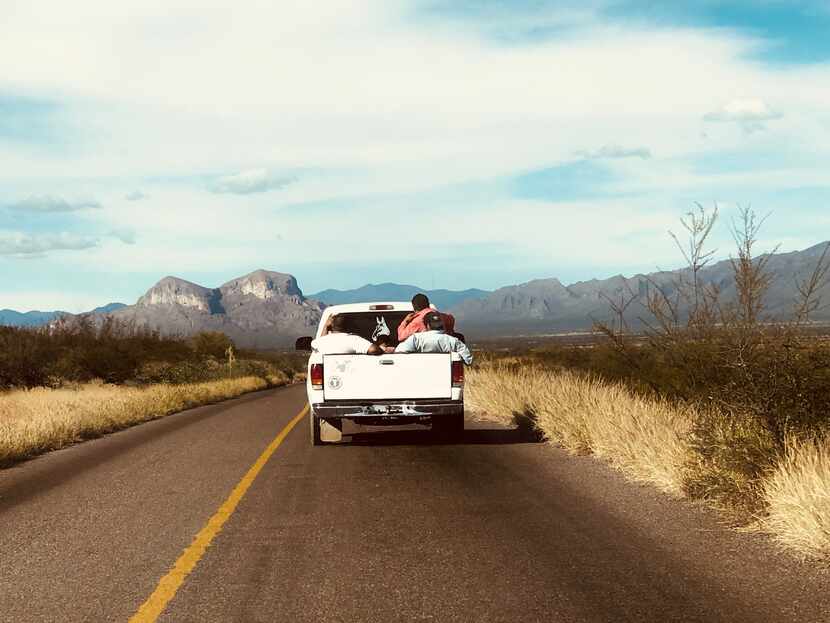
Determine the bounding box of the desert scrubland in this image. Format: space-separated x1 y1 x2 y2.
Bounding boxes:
0 321 305 466
468 208 830 560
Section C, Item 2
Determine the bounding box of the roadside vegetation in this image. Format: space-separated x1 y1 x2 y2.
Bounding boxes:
469 206 830 560
0 321 307 466
0 377 274 466
0 320 305 389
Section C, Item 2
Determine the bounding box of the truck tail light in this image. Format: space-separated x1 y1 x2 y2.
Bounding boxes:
310 363 324 389
451 360 464 387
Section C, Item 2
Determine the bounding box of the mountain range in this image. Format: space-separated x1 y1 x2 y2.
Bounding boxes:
309 284 490 309
451 241 830 332
0 303 126 328
5 241 829 343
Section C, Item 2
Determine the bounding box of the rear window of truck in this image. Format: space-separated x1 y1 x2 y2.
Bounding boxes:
334 311 410 345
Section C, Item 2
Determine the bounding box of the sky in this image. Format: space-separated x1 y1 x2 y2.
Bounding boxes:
2 0 830 312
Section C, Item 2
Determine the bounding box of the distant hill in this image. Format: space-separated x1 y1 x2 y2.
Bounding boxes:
311 283 490 310
91 303 128 314
450 241 830 335
0 303 126 327
77 270 323 349
0 309 64 327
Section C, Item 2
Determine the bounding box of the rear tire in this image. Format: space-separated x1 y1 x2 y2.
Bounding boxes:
310 413 322 446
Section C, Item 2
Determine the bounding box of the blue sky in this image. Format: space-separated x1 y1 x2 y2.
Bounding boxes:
421 0 830 63
1 0 829 311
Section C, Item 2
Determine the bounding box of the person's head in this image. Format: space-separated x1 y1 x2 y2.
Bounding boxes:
412 293 430 312
375 334 393 348
329 314 347 333
423 311 445 332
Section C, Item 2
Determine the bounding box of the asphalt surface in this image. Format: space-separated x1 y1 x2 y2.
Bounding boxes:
2 383 829 622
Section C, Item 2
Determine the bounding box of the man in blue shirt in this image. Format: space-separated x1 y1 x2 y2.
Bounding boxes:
394 312 473 365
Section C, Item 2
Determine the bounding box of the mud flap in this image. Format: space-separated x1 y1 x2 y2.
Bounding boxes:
320 420 343 443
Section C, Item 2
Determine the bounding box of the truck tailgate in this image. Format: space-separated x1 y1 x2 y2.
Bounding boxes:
323 353 452 400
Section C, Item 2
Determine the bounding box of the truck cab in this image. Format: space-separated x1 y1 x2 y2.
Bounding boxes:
296 302 466 445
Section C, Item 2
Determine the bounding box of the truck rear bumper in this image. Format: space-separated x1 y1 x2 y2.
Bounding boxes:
311 399 463 419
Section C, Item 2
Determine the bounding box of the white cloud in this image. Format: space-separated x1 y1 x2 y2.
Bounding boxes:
125 190 147 201
209 169 295 195
0 3 789 182
0 2 828 298
0 231 100 256
704 98 782 122
704 98 783 133
574 144 652 160
8 195 102 213
0 5 821 195
109 227 137 244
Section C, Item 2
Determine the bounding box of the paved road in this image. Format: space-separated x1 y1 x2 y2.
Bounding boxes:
2 384 829 622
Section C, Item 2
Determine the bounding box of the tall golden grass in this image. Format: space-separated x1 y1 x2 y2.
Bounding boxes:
763 438 830 560
0 373 288 466
467 364 692 495
467 363 830 560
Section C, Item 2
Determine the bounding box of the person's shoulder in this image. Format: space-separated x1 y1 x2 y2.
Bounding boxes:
398 333 417 346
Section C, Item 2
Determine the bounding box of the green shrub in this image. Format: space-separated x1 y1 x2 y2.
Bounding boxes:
0 320 302 390
190 331 235 359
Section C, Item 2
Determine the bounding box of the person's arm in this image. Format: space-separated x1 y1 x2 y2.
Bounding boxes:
397 312 416 341
443 313 455 335
454 339 473 365
394 335 418 353
351 335 382 356
375 337 396 354
398 311 429 341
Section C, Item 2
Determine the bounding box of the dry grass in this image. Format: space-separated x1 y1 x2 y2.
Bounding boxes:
467 363 692 495
0 373 288 466
467 362 830 559
682 409 778 515
763 437 830 560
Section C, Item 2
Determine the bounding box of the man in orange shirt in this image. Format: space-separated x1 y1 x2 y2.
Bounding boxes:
397 293 456 342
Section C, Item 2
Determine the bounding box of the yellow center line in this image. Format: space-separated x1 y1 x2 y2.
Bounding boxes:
129 404 309 623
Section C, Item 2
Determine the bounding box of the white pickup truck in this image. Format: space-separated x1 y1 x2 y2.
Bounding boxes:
296 302 466 445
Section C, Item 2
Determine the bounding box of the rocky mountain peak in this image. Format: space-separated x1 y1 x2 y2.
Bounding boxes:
220 270 303 301
136 277 218 312
81 269 322 348
524 277 569 293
